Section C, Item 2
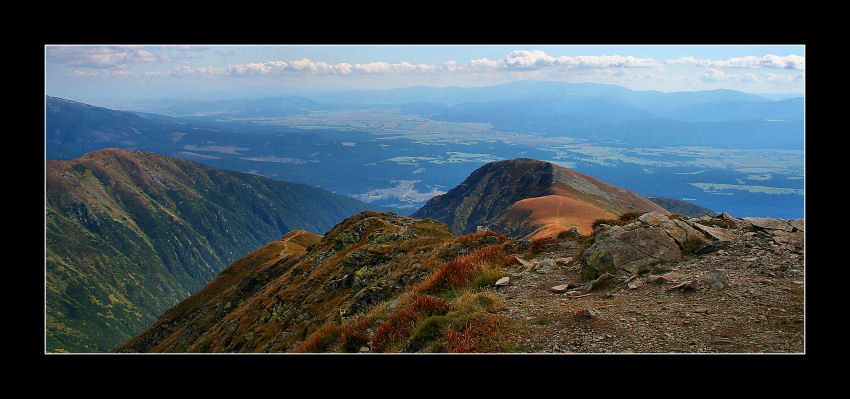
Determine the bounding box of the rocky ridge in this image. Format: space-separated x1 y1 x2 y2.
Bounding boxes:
491 211 804 353
114 208 804 353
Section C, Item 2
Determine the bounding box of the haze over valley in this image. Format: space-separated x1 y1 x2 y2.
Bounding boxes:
47 79 803 219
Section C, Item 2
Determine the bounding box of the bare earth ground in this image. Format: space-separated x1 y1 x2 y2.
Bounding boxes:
492 229 805 353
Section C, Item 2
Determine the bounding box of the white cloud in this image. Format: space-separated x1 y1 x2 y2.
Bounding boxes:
765 72 797 83
469 51 659 71
701 68 739 82
47 46 172 69
667 54 804 70
666 56 712 67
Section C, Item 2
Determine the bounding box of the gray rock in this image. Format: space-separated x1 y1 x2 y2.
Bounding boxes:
494 277 511 287
743 217 793 232
550 284 571 293
691 222 737 242
701 269 729 289
788 219 805 232
771 230 804 249
579 225 682 275
576 308 601 319
639 211 707 245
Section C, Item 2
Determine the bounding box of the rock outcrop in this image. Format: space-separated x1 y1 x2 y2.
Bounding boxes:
578 211 804 277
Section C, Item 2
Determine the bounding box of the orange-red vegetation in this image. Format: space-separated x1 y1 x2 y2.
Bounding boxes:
371 295 449 352
443 313 510 353
415 244 512 294
291 323 342 353
511 195 618 239
340 314 375 352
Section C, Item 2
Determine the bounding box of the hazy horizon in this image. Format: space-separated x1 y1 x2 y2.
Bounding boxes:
45 45 805 106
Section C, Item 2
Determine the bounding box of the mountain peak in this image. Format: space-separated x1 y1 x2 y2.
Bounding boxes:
412 158 669 239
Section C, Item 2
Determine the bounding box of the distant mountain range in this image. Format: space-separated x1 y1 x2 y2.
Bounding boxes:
86 80 803 150
45 148 377 352
109 80 804 124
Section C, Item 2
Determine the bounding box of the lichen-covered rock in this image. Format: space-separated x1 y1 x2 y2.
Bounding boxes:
639 212 707 245
700 269 730 289
579 225 682 275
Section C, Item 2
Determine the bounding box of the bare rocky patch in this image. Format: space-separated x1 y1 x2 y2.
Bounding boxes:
490 212 804 353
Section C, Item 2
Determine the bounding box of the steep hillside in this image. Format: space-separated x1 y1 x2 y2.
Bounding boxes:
411 158 669 239
45 148 376 352
114 211 518 353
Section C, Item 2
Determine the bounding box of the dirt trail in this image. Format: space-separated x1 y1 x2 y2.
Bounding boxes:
492 230 805 353
278 231 302 257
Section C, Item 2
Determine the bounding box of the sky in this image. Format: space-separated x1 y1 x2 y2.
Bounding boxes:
45 45 805 105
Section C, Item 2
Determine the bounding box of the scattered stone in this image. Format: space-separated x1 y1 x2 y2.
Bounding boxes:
551 284 571 293
771 230 804 249
788 219 804 232
576 308 601 319
537 258 556 271
669 280 699 292
701 269 730 289
555 257 574 264
495 277 511 287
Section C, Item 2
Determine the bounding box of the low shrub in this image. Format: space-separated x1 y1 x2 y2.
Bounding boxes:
291 323 342 353
618 211 643 222
416 244 511 294
371 295 450 352
340 315 374 353
528 236 555 254
681 236 705 254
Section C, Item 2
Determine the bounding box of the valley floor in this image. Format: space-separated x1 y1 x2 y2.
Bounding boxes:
492 227 805 353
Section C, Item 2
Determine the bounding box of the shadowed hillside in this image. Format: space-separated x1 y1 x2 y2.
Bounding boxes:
45 148 376 352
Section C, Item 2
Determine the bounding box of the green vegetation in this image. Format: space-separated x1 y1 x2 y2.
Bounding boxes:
291 236 519 353
681 236 706 254
45 150 376 353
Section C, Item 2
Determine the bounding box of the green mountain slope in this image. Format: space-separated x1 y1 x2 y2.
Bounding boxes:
45 148 375 352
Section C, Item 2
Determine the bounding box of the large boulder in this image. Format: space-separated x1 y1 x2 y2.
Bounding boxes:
638 212 707 245
579 225 682 275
